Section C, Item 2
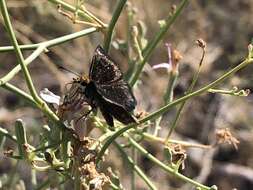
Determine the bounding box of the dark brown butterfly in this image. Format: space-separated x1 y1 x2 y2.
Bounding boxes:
63 45 137 129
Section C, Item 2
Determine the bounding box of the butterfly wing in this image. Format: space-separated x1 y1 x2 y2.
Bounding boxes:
95 81 136 112
89 45 137 112
89 45 122 84
100 98 137 127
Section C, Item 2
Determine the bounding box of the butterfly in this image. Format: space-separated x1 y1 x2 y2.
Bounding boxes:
63 45 137 129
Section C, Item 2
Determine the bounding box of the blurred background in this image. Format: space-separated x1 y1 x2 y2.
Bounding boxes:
0 0 253 189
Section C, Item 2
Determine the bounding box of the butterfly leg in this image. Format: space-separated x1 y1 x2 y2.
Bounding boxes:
75 106 95 124
100 106 114 130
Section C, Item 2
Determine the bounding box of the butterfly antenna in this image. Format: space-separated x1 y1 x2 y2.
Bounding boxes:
58 65 81 77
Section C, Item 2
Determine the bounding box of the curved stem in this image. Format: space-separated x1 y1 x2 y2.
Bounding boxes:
97 57 253 163
0 126 17 142
129 0 189 86
0 45 47 85
0 0 42 104
48 0 94 23
114 142 158 190
1 82 38 107
0 27 97 52
165 52 204 141
128 136 211 190
96 124 134 164
139 58 253 124
103 0 127 53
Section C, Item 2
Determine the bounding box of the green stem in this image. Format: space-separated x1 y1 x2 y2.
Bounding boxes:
141 132 211 149
2 83 61 132
0 126 17 142
166 62 202 141
129 0 189 86
128 137 211 190
34 179 51 190
0 0 43 104
47 0 94 22
0 1 80 132
95 119 157 190
104 0 127 53
164 71 179 104
1 83 38 107
114 142 158 190
139 58 253 124
0 27 97 52
31 169 37 187
0 45 47 85
15 119 27 158
131 146 136 190
154 71 178 136
96 57 253 163
96 124 134 164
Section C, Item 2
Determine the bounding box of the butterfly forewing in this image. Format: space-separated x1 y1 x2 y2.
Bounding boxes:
89 46 122 84
89 45 137 112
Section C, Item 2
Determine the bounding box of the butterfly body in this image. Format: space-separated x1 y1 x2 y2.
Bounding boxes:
65 45 137 128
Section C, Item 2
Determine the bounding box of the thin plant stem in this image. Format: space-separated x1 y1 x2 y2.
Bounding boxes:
0 1 84 133
129 0 189 86
0 27 97 52
0 45 47 85
96 57 253 163
140 132 211 149
131 147 136 190
93 117 157 190
81 5 107 28
154 71 178 136
208 87 250 96
0 126 17 142
164 71 178 104
48 0 94 23
34 179 51 190
139 58 253 124
15 119 27 158
128 136 211 190
0 0 42 103
154 44 178 136
165 46 205 141
114 142 158 190
103 0 127 53
31 169 37 188
2 74 67 134
1 82 38 107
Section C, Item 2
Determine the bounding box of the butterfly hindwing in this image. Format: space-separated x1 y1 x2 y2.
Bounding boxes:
95 81 136 112
100 98 137 126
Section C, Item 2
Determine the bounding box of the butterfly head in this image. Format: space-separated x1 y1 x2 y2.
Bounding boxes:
73 75 90 86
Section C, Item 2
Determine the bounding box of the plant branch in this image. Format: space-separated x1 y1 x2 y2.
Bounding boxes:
97 57 253 163
0 45 47 85
0 0 43 104
48 0 94 23
139 58 253 124
1 83 38 107
0 27 97 52
0 126 17 142
129 0 189 86
140 132 211 149
128 136 211 190
114 142 158 190
103 0 127 53
165 44 205 141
